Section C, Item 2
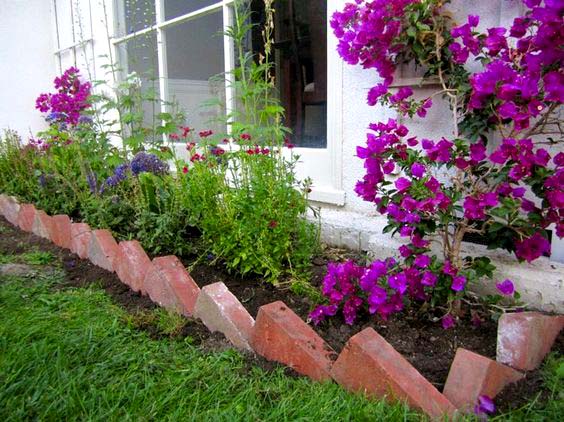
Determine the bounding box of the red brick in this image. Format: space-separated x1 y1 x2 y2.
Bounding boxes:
32 210 53 239
49 215 72 249
114 240 153 294
17 203 36 232
444 348 524 411
497 312 564 371
194 282 254 351
70 223 92 259
331 328 457 420
250 301 336 380
0 195 20 225
151 256 200 316
143 259 179 309
88 229 119 272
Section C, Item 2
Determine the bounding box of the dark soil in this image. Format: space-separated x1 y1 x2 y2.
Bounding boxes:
1 216 560 412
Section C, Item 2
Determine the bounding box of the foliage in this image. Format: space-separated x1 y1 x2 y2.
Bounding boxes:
311 0 563 326
0 0 318 282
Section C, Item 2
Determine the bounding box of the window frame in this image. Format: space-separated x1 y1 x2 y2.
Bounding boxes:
110 0 344 205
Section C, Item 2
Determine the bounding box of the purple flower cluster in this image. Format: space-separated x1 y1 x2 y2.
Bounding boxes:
450 1 564 132
130 152 169 176
35 67 91 126
314 1 563 327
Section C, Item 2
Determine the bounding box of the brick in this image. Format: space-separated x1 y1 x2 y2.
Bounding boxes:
0 194 20 225
88 229 119 272
443 348 524 411
49 215 72 249
32 210 53 239
251 301 336 380
143 259 180 309
70 223 92 259
114 240 153 294
195 282 254 351
331 328 457 420
497 312 564 371
17 203 36 232
151 256 200 316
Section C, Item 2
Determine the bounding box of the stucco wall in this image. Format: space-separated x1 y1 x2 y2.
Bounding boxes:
0 0 57 136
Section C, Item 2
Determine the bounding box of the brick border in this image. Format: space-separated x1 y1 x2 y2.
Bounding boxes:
1 195 562 419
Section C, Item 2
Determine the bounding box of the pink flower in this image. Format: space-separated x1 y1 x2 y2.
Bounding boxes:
515 232 550 263
442 314 456 329
496 279 515 296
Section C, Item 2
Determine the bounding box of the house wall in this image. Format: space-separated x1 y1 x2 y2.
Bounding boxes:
0 0 57 137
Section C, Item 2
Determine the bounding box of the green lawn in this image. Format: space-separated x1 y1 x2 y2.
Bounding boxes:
0 252 561 421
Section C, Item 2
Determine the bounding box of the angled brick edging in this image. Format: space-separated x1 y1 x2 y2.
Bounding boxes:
194 282 254 351
497 312 564 371
50 215 72 249
32 210 53 239
3 196 564 419
17 203 36 232
70 223 92 259
250 301 336 381
331 327 457 420
0 194 20 226
115 240 153 294
151 255 200 316
88 229 119 272
143 255 201 318
443 348 524 411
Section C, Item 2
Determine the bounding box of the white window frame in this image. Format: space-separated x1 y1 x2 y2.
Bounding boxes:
52 0 97 78
110 0 344 205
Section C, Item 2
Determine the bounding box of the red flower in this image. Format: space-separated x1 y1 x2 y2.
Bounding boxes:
182 166 188 174
268 220 278 228
240 133 251 141
181 126 191 137
169 133 179 141
190 153 202 162
186 142 196 150
199 130 213 138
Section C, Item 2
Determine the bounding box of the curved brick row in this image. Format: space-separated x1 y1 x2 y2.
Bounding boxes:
1 196 563 420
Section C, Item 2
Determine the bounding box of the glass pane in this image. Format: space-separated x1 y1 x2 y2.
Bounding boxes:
165 12 225 134
55 0 74 48
250 0 327 148
164 0 220 20
115 0 156 37
116 32 162 135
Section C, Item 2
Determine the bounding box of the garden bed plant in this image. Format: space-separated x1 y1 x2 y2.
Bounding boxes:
0 0 563 419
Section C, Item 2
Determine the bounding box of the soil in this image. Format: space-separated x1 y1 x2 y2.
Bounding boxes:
1 216 561 413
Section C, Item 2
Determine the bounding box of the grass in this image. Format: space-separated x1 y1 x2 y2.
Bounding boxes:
0 252 562 421
0 266 420 421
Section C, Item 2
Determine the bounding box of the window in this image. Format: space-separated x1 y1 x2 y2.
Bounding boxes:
52 0 96 79
113 0 230 134
113 0 344 204
249 0 327 148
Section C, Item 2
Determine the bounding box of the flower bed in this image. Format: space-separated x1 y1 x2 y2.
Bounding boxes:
1 194 562 419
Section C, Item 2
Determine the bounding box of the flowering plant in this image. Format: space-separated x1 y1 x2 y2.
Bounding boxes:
311 0 563 326
36 67 92 127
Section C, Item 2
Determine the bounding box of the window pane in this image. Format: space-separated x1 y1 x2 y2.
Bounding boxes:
165 12 225 133
164 0 220 20
115 0 156 37
251 0 327 148
116 32 162 135
55 0 74 48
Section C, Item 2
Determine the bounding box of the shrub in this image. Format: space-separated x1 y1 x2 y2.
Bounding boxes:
311 0 563 326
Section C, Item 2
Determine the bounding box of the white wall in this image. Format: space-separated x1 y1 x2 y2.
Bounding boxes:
0 0 57 137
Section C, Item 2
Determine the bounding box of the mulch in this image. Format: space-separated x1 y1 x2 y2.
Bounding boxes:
0 216 560 413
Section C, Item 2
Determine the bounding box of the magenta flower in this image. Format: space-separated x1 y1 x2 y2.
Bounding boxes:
442 314 456 329
496 279 515 296
451 275 467 292
410 162 425 178
474 395 495 416
515 232 551 263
